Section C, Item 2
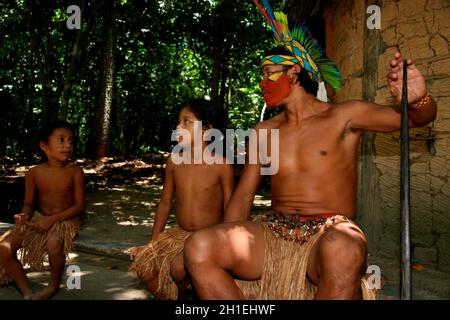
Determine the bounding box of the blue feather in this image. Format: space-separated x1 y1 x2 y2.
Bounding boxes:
263 0 276 25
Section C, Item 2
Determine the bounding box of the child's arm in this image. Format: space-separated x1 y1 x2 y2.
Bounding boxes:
220 164 235 213
15 168 37 224
150 157 175 240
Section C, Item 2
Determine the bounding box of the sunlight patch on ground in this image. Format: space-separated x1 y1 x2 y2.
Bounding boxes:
135 175 161 185
253 198 271 206
14 166 29 174
83 168 97 174
27 271 50 278
91 202 106 206
111 162 129 168
117 221 140 226
111 188 126 192
140 201 157 208
112 288 149 300
67 252 80 261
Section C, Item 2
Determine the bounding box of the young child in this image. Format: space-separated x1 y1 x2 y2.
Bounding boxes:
129 99 235 300
0 120 85 300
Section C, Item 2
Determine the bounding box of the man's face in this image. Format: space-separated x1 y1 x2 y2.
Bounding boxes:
259 65 292 109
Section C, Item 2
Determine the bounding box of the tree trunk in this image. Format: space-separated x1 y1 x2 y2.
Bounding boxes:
218 45 230 130
96 5 116 159
25 29 38 158
210 46 221 104
30 0 55 123
115 88 126 156
59 1 85 120
211 40 231 131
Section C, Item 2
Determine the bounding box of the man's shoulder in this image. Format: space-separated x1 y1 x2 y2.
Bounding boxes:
330 100 368 111
255 115 283 130
326 100 370 119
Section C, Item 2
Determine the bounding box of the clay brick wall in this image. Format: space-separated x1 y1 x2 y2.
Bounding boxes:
325 0 450 272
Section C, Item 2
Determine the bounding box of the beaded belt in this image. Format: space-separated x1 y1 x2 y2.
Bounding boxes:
255 211 347 245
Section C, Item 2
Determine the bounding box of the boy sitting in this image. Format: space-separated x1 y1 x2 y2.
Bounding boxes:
129 99 235 299
0 120 85 299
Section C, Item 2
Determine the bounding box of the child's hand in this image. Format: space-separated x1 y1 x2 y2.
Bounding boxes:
30 216 55 233
128 246 145 261
14 213 30 225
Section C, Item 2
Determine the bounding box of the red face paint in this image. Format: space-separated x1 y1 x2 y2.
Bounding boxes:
259 74 292 109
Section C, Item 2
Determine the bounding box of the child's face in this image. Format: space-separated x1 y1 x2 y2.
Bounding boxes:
175 107 202 147
40 128 74 163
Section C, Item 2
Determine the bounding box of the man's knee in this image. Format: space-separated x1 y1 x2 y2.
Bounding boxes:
46 238 63 256
184 230 217 270
318 227 367 273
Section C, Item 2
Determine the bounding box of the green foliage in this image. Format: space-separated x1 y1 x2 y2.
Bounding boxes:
0 0 283 159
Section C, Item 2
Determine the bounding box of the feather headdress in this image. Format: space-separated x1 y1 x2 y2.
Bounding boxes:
253 0 341 100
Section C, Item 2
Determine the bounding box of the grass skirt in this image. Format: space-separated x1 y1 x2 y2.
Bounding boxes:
237 215 378 300
129 227 192 299
0 213 79 286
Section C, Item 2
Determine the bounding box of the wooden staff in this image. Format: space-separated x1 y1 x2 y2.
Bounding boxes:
400 60 412 300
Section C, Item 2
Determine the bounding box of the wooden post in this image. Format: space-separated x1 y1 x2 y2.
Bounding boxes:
400 60 412 300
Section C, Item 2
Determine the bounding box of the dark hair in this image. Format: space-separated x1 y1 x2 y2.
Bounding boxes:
37 120 75 144
263 47 319 96
37 120 75 160
180 99 224 133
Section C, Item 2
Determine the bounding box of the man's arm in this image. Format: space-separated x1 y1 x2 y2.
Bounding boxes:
223 163 262 223
224 127 263 223
347 52 437 132
151 157 175 240
345 98 436 132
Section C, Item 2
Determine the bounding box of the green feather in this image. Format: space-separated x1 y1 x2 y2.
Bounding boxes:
274 12 342 91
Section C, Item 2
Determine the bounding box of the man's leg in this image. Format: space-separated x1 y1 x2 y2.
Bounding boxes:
32 236 65 300
0 232 34 299
184 221 265 300
307 221 367 299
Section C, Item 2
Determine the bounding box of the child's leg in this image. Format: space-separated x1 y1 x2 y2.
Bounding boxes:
32 236 65 300
140 272 171 300
170 252 191 300
0 232 34 298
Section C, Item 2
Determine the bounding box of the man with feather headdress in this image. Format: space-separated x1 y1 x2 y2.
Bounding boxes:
182 0 437 299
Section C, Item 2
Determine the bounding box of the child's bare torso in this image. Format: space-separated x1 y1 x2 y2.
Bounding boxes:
32 163 79 216
173 162 225 231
